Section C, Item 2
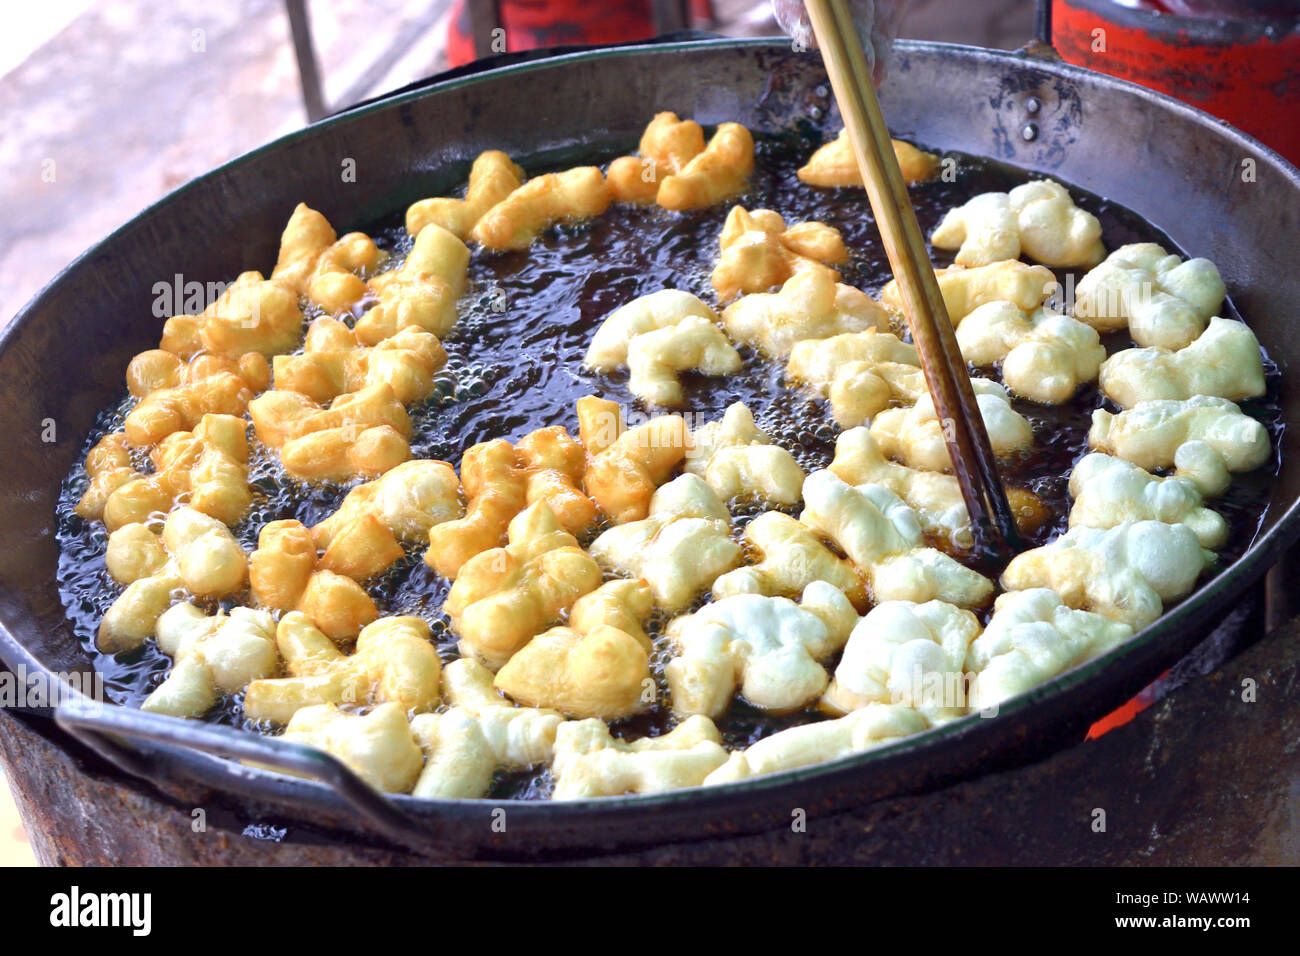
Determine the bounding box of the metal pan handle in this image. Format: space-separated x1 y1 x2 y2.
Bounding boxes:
54 694 418 839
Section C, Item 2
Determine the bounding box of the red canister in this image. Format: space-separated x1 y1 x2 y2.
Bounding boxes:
1052 0 1300 164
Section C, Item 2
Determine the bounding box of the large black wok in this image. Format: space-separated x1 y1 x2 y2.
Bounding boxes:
1 37 1297 861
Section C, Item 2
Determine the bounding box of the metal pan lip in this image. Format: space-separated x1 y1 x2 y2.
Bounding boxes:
2 38 1297 832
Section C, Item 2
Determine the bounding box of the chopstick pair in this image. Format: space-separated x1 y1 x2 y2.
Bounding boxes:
804 0 1023 558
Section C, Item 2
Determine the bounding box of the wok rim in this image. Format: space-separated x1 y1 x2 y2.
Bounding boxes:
2 37 1298 835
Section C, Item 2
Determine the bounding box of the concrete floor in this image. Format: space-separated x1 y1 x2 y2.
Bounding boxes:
0 0 1033 866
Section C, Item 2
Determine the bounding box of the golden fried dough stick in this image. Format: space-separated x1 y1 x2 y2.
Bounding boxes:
711 205 848 301
425 439 527 579
798 131 939 187
355 223 470 344
272 203 385 314
424 426 597 579
446 502 602 670
494 622 651 720
272 319 447 405
657 122 754 211
123 350 267 448
244 614 442 725
577 395 688 524
406 150 526 239
248 518 378 641
607 111 707 204
470 166 611 250
160 271 304 360
248 382 412 481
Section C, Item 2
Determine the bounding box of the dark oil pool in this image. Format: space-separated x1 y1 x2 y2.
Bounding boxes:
54 129 1284 800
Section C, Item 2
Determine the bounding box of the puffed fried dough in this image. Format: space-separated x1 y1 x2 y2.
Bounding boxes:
160 271 304 360
930 179 1105 268
955 301 1105 405
607 111 707 204
665 581 857 718
280 424 410 481
800 471 994 607
317 512 405 581
409 709 497 798
965 589 1134 711
1068 453 1227 551
657 122 754 211
446 501 602 670
249 381 411 449
127 348 269 398
721 269 889 358
550 714 728 799
797 130 940 187
870 378 1034 472
585 290 739 407
711 511 866 609
124 370 251 449
250 519 316 609
577 395 689 524
104 522 168 583
298 570 382 641
785 328 923 428
1074 242 1226 350
97 508 249 653
410 670 564 799
515 426 599 534
243 614 441 725
684 401 767 471
828 427 1046 549
469 166 610 251
74 433 136 523
251 382 412 480
274 321 447 405
568 579 655 651
585 289 719 372
441 657 564 765
82 414 252 530
355 223 469 344
283 702 424 794
312 459 462 549
626 315 743 407
142 604 278 719
588 474 742 613
1099 316 1266 408
425 439 525 578
881 259 1056 324
710 205 848 301
271 203 383 314
1087 395 1271 497
684 403 804 506
406 150 526 239
424 428 597 578
248 519 379 640
494 623 651 720
139 413 251 527
1001 521 1212 629
822 599 981 722
123 351 267 448
702 703 928 785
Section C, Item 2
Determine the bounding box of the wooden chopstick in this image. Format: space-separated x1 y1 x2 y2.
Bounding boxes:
804 0 1023 557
